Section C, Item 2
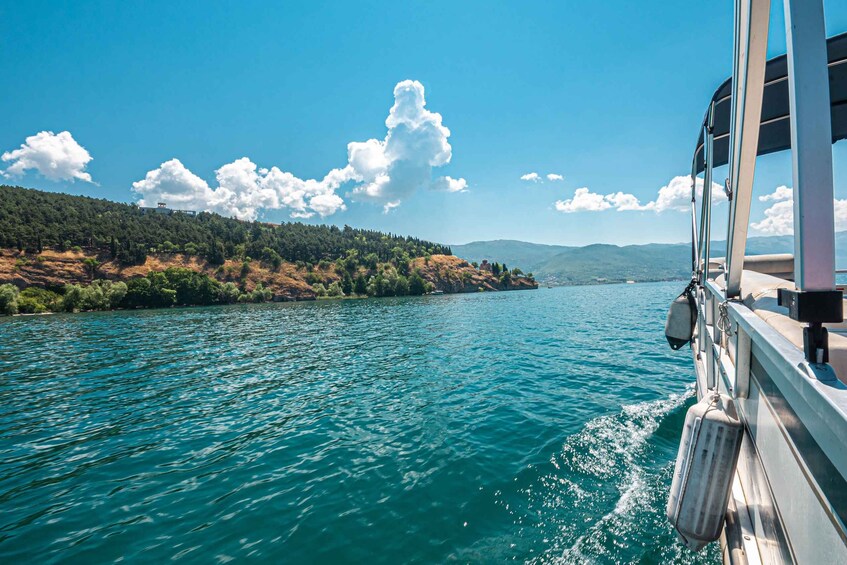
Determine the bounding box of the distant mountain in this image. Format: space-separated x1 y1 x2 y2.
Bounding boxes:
453 234 847 285
450 240 571 273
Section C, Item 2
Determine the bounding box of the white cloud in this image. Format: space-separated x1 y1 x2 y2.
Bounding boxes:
605 191 651 211
650 175 726 212
132 159 217 211
553 175 725 214
555 187 612 212
751 199 795 235
431 175 468 192
2 130 93 182
133 80 462 220
309 192 347 217
751 185 847 235
383 200 401 214
133 158 351 220
758 185 793 202
521 172 541 182
546 173 564 181
350 80 458 210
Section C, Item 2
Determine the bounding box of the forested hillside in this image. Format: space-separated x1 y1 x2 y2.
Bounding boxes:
0 185 451 265
0 186 537 315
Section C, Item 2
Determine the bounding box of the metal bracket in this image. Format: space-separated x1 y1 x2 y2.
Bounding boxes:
778 288 843 364
804 323 829 364
724 178 733 201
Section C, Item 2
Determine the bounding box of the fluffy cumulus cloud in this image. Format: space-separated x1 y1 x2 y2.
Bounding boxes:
555 187 611 212
751 185 847 235
554 175 725 214
350 80 466 208
521 172 541 182
2 130 93 182
759 185 793 202
133 158 348 220
133 79 464 220
546 173 564 181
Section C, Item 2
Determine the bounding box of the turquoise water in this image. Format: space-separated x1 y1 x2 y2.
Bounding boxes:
0 282 718 564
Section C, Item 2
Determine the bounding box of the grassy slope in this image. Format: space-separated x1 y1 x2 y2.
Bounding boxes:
0 250 536 299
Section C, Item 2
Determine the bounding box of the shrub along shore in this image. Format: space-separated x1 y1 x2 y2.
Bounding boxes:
0 265 438 316
0 268 269 315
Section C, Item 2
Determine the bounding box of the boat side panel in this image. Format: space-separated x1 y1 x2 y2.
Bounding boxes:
734 380 794 563
746 353 847 563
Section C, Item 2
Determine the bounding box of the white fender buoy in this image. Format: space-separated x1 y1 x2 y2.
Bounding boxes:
667 392 743 551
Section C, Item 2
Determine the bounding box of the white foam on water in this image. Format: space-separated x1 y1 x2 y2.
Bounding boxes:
529 386 696 564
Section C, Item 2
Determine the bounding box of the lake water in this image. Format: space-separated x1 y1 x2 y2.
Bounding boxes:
0 282 718 564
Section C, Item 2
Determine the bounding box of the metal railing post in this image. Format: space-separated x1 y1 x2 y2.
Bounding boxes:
703 102 715 284
725 0 771 298
690 168 699 277
784 0 836 290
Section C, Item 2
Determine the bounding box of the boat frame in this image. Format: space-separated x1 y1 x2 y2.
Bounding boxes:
685 0 847 563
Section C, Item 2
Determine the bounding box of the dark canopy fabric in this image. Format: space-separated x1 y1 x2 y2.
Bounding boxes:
693 32 847 175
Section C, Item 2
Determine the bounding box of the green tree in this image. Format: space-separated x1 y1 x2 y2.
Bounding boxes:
391 246 411 275
408 271 426 295
342 249 359 273
122 274 177 308
163 267 221 305
208 240 226 265
0 284 20 315
262 247 283 270
327 281 345 297
219 282 241 303
17 295 46 314
240 283 272 303
341 272 353 295
18 287 62 313
61 280 124 311
364 253 379 270
354 273 367 295
82 257 100 280
107 281 128 307
394 275 410 296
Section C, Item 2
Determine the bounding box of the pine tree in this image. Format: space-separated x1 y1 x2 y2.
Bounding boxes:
354 273 368 295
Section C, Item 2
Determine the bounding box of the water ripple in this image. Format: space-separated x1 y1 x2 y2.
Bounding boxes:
0 283 718 563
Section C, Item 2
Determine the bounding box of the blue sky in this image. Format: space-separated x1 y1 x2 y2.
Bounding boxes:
2 1 847 246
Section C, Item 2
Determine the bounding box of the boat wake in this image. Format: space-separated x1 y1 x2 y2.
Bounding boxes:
517 386 718 564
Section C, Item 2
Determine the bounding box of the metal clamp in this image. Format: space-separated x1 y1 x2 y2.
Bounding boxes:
777 288 844 364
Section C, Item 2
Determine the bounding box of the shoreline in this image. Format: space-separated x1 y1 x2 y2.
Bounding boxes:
2 284 539 318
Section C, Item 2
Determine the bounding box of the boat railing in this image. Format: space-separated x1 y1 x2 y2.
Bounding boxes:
690 0 844 367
